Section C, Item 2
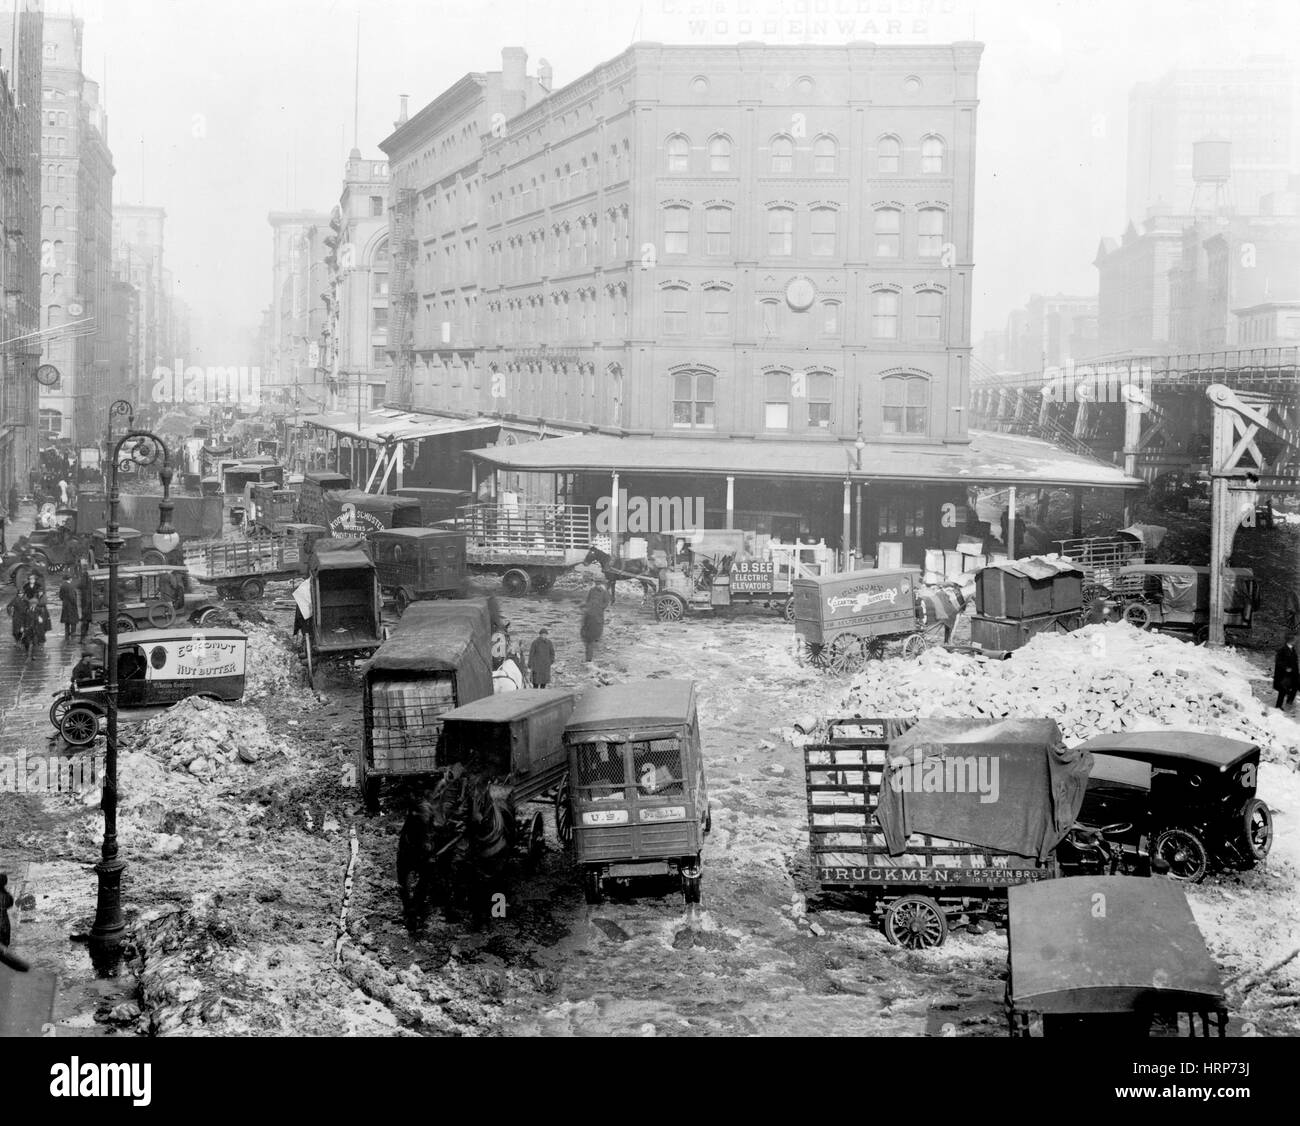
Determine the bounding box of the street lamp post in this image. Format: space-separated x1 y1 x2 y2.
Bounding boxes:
89 400 179 964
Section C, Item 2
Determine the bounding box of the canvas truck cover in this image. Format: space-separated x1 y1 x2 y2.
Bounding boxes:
875 718 1092 862
364 599 493 701
565 679 695 734
311 536 373 566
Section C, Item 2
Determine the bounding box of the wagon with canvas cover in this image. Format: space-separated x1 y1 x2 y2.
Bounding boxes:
804 717 1093 947
1111 564 1258 643
293 538 383 687
358 599 494 811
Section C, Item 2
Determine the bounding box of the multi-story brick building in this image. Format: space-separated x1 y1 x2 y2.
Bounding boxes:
112 204 166 406
0 0 43 503
377 41 1135 558
266 209 331 411
318 151 392 416
36 13 113 450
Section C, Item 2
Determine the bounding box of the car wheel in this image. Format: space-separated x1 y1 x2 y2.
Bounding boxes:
555 775 573 845
50 694 73 728
501 569 530 597
1123 602 1153 630
1239 799 1273 865
116 616 135 633
1154 827 1210 883
60 705 100 747
239 578 265 601
883 894 948 949
147 602 176 628
654 593 685 623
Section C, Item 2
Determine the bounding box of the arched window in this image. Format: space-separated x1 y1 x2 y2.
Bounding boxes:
764 371 791 431
661 285 688 334
705 206 731 255
41 204 51 228
810 207 837 256
818 299 841 336
873 208 901 258
46 304 62 328
921 135 945 174
667 134 690 173
709 136 732 173
878 135 901 173
813 136 836 173
918 208 945 257
52 273 63 295
770 136 793 174
52 205 64 227
672 372 715 429
872 291 899 339
759 298 780 336
882 375 929 435
663 205 689 255
915 290 943 339
767 206 793 256
806 372 833 428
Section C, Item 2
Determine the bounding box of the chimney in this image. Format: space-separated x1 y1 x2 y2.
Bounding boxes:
502 47 527 92
538 58 553 93
395 94 409 128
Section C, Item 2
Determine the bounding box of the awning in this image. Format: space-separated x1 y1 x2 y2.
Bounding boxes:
298 410 498 444
465 429 1144 490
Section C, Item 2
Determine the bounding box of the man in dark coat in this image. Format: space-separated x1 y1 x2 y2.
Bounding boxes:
6 589 27 642
528 628 555 688
78 568 94 641
58 576 79 640
6 483 18 519
1274 634 1299 710
580 603 604 663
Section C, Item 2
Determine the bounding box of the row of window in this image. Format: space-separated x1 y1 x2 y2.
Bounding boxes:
670 371 929 435
488 141 633 224
488 210 629 280
664 133 946 176
40 205 67 228
663 202 947 259
659 288 944 341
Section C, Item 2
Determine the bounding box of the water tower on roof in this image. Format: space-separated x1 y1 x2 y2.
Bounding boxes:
1190 137 1235 219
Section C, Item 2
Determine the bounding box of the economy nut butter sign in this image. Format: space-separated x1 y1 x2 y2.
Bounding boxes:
146 637 245 680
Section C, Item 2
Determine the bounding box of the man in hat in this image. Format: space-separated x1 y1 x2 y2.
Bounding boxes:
57 574 79 640
528 628 555 688
1274 633 1299 710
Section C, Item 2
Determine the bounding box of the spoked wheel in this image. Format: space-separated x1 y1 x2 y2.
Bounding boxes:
883 895 948 949
49 694 73 728
531 573 555 594
239 578 265 601
1239 799 1273 866
395 588 411 615
783 596 796 623
583 868 604 905
803 642 830 670
1154 827 1210 883
1123 601 1154 630
303 636 315 688
116 616 135 633
828 633 868 675
501 569 530 597
555 775 573 846
1193 625 1210 646
147 601 176 628
654 593 686 623
60 705 100 747
902 626 945 659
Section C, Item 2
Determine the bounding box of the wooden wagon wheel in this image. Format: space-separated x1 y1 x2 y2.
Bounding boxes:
883 895 948 949
803 641 830 670
828 633 868 675
1123 601 1154 630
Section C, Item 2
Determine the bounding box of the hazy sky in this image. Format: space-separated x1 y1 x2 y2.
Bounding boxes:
64 0 1300 361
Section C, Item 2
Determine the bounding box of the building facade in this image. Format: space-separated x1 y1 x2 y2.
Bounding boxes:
1001 293 1099 374
0 0 42 502
1127 58 1299 225
112 203 166 406
386 43 980 445
318 151 392 416
266 209 331 414
36 13 114 450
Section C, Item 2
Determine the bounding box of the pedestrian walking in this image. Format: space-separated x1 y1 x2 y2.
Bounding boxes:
6 483 18 519
1275 634 1299 710
1285 588 1300 636
6 589 27 643
528 628 555 688
20 590 50 653
580 602 604 664
585 578 609 618
78 567 94 641
58 575 79 640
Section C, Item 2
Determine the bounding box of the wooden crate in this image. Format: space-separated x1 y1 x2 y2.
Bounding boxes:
969 612 1074 652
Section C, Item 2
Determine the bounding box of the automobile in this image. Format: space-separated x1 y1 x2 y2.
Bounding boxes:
1071 731 1272 882
50 628 248 746
1005 875 1228 1037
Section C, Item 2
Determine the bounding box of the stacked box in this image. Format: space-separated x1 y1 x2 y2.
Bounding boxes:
369 677 456 773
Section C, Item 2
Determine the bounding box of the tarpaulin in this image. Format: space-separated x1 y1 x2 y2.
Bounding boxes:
875 718 1093 862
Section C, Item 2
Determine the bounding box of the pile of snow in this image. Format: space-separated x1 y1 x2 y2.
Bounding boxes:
131 695 278 782
843 622 1300 763
240 621 314 705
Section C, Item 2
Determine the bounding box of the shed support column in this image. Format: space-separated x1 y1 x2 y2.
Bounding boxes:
855 484 864 566
841 478 851 572
1122 396 1142 525
395 441 405 491
471 460 477 496
1006 485 1017 560
725 476 735 530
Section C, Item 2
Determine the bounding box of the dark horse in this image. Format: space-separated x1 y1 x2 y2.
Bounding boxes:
396 768 518 930
582 545 656 605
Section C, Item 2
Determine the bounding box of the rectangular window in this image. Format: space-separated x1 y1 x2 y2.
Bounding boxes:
370 196 385 217
768 209 793 256
915 290 943 339
873 292 899 339
918 209 945 257
819 300 841 336
877 497 926 538
764 373 790 431
373 273 388 296
372 345 389 366
761 300 779 336
874 209 900 258
663 288 688 334
705 289 730 335
373 307 388 331
705 208 731 255
811 209 836 256
882 377 927 435
664 207 689 255
808 374 832 428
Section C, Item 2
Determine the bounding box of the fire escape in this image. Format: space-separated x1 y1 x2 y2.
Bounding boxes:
387 187 417 408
